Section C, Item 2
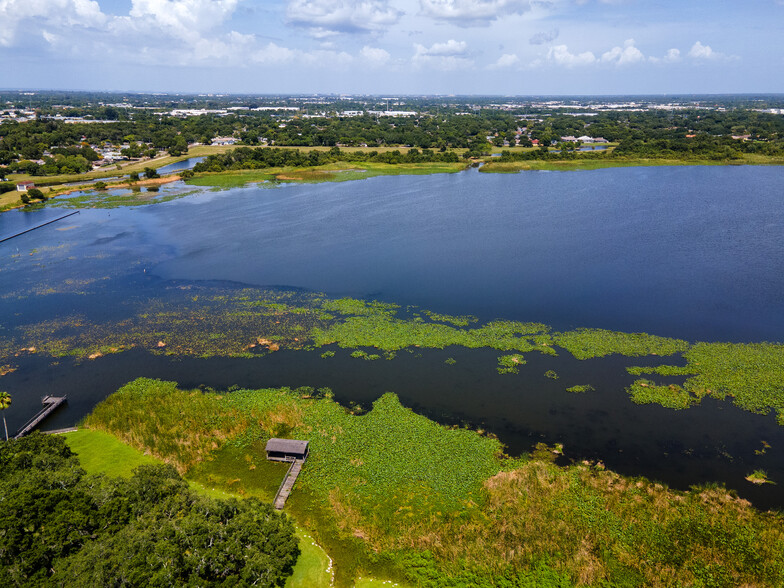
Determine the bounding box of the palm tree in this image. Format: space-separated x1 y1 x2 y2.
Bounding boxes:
0 391 11 441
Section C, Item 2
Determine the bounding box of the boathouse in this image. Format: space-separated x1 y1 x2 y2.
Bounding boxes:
265 438 309 462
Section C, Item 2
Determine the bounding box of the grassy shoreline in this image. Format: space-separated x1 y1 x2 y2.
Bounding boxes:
74 378 784 587
4 149 784 212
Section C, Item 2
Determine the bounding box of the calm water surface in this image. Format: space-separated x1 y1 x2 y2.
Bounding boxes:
1 165 783 506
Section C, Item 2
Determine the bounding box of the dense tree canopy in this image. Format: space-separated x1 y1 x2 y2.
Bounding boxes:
0 434 299 587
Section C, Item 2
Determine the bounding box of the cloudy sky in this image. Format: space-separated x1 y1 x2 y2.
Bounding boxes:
2 0 783 95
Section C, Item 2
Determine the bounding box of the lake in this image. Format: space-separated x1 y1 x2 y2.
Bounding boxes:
1 165 783 507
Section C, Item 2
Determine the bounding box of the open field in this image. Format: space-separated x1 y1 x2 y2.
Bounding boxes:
479 152 784 173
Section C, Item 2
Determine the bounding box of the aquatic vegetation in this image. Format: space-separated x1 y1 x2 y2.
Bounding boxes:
444 357 457 365
85 378 784 588
312 313 552 354
497 354 526 374
544 370 559 379
746 470 774 485
626 364 696 376
421 310 478 327
627 379 699 410
320 298 399 316
51 187 197 209
553 328 689 360
565 384 593 394
680 342 784 415
350 350 380 361
3 282 784 422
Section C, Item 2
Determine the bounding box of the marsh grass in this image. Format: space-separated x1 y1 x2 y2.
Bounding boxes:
86 378 784 588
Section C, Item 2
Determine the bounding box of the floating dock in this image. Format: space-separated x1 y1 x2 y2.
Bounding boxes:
14 396 67 439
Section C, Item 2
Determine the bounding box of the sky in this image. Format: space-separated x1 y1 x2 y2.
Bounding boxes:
2 0 783 95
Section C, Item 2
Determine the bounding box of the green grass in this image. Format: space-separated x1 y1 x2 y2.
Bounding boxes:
478 152 784 174
83 378 784 588
185 170 277 189
287 527 334 588
63 428 161 476
185 161 466 191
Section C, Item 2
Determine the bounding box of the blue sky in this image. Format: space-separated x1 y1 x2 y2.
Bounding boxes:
2 0 782 95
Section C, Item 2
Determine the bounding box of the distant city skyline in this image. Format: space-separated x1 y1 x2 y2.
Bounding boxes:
2 1 782 95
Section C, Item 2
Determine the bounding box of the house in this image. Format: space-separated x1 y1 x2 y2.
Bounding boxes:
212 136 237 146
265 438 309 462
560 135 578 142
16 181 35 192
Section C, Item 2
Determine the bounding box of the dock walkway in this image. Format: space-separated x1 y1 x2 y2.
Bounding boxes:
14 396 67 439
273 458 305 510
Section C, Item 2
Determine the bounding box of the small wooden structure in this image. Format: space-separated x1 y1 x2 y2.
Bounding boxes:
14 396 67 439
265 438 309 462
266 438 309 510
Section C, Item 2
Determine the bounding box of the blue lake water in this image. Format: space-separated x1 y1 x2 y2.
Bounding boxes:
142 165 784 343
155 156 206 174
2 164 784 506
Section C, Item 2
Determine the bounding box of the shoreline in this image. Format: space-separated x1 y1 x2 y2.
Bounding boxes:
3 155 784 213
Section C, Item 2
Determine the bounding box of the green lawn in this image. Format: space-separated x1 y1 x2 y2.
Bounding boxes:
63 428 160 477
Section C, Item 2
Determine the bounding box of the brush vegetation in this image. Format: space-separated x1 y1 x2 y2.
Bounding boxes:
82 378 784 587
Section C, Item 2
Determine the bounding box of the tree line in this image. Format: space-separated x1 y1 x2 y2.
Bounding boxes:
192 146 461 173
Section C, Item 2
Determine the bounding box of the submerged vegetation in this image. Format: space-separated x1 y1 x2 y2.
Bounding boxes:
2 284 784 424
81 378 784 587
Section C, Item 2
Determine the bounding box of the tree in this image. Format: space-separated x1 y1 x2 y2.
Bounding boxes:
0 437 299 586
26 188 45 200
0 391 10 441
143 167 159 179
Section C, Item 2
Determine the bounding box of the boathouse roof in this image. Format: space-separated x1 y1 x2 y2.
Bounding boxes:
265 438 309 455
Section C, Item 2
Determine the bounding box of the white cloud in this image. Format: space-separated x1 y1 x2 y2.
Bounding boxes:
529 29 559 45
360 45 392 65
0 0 106 46
649 48 680 64
251 42 298 65
688 41 716 59
419 0 533 26
688 41 738 62
286 0 402 36
489 53 520 69
601 38 644 65
546 44 596 67
413 39 473 70
129 0 238 34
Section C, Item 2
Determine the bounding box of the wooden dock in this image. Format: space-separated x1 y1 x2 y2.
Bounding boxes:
273 458 305 510
14 396 67 439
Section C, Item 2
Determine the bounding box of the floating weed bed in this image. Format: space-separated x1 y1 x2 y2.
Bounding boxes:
553 328 689 359
3 285 784 422
497 354 526 374
51 187 199 209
